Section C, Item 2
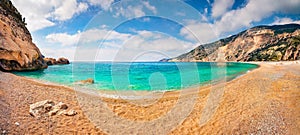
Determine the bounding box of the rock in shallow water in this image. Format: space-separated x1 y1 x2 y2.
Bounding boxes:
43 57 70 65
56 57 70 64
75 78 95 85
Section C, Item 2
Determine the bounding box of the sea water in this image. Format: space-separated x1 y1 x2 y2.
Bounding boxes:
13 62 258 91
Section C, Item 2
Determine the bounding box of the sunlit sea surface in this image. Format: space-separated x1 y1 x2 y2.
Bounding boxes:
13 62 258 91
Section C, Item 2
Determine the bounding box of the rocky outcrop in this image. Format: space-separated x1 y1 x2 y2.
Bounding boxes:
44 57 70 65
29 100 55 117
29 100 77 117
159 58 170 62
0 0 47 71
57 57 70 64
167 24 300 62
43 58 56 65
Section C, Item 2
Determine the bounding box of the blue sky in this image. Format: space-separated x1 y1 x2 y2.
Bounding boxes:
11 0 300 61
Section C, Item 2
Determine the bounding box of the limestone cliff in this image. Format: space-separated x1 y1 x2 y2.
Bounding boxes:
0 0 47 71
168 24 300 62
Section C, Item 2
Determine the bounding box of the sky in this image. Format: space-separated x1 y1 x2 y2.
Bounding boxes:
11 0 300 61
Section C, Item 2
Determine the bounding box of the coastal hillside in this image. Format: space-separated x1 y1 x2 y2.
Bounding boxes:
167 24 300 62
0 0 47 71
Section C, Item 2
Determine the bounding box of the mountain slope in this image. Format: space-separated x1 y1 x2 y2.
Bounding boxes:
167 24 300 62
0 0 47 71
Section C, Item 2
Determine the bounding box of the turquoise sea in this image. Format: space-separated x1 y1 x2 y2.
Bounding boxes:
13 62 258 91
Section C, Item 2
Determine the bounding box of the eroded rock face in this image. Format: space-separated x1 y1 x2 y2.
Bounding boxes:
56 57 70 64
29 100 55 117
168 24 300 62
43 57 70 65
43 58 56 65
29 100 77 117
0 0 47 71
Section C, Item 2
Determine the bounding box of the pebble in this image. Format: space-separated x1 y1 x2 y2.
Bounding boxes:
64 110 77 116
15 122 20 126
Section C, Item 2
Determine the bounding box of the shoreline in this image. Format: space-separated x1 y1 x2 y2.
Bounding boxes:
10 62 260 99
0 61 299 134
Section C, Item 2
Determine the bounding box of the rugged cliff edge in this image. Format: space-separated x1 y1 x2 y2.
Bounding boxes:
44 57 70 65
0 0 47 71
167 24 300 62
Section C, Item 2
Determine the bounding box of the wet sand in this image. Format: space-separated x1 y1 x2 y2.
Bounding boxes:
0 62 299 134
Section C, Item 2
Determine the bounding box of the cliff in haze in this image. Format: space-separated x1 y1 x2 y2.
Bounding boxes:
167 24 300 62
0 0 47 71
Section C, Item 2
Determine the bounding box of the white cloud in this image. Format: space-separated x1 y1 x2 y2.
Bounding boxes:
40 46 103 61
181 0 300 43
206 0 211 5
215 0 300 34
46 33 80 46
46 29 132 46
45 29 195 61
11 0 88 32
40 46 77 61
142 1 157 14
87 0 114 11
211 0 234 18
204 8 208 15
113 5 145 18
111 0 157 19
180 21 218 44
51 0 88 21
111 31 195 61
272 17 300 25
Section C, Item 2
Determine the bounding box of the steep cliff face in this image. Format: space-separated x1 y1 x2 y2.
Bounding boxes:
168 24 300 62
0 0 47 71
